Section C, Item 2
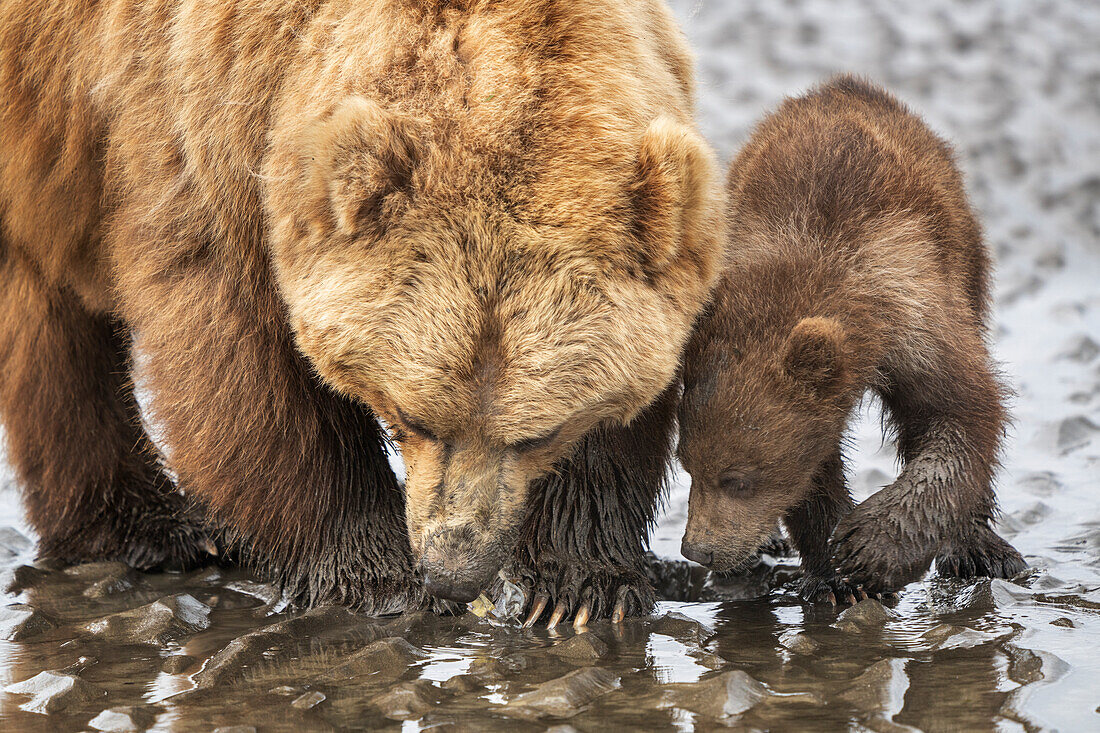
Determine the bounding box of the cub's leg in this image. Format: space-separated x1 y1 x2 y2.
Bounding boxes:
782 449 860 604
0 251 212 569
508 387 677 627
116 246 417 613
831 338 1026 593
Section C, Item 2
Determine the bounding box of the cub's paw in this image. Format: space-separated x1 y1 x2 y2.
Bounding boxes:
798 571 872 606
936 525 1028 580
502 560 655 629
830 508 935 595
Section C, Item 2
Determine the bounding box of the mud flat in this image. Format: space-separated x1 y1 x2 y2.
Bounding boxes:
2 0 1099 730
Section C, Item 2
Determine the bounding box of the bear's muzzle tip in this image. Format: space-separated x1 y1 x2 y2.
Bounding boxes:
420 569 485 604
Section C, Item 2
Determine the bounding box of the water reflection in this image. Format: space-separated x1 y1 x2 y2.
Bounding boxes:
0 533 1097 731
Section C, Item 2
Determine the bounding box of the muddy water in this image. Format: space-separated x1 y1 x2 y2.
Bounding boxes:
0 530 1097 731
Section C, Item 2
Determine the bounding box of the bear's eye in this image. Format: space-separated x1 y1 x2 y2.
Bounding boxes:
719 470 756 496
394 407 439 442
511 427 561 453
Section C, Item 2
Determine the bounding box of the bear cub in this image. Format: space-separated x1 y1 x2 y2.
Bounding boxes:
677 76 1027 601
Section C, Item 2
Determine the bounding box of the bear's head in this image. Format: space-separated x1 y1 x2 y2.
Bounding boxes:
678 314 856 571
266 97 724 602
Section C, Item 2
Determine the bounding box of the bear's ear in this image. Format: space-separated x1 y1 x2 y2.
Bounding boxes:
629 117 724 281
307 97 426 237
782 317 850 396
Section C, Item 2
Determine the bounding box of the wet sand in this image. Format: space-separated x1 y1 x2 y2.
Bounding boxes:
2 0 1099 730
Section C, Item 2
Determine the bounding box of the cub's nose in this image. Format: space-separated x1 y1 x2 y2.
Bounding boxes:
680 539 715 566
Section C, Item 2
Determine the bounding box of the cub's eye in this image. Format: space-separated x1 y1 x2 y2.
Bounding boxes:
511 427 561 453
394 407 438 442
719 470 756 496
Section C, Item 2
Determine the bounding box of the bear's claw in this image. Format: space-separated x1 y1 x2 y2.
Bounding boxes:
522 593 550 628
502 561 654 627
935 526 1028 580
799 572 866 606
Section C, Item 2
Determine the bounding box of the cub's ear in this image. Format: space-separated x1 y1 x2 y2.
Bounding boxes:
783 317 850 395
306 97 426 237
629 117 725 286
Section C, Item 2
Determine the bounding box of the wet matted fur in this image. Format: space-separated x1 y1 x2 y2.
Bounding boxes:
678 76 1026 599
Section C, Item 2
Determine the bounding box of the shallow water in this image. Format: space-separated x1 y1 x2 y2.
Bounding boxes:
2 0 1099 730
0 544 1097 731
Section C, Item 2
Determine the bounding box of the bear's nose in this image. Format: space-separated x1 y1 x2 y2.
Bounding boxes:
680 539 715 566
420 569 483 604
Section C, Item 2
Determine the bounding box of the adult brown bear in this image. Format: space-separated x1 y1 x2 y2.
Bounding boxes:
0 0 724 623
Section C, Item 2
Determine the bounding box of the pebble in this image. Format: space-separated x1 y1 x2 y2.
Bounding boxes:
331 637 426 679
833 599 894 632
663 670 769 719
81 594 211 645
1057 416 1098 453
1004 645 1070 686
212 727 256 733
778 630 820 655
88 705 158 732
0 526 32 558
998 502 1053 535
4 670 107 715
291 691 327 710
838 659 908 713
64 561 132 582
505 668 621 719
261 605 359 637
370 680 440 720
440 674 485 694
1018 472 1061 497
161 654 196 674
1058 334 1100 363
0 603 57 641
921 624 1001 651
194 631 283 688
548 632 609 664
224 580 281 606
269 685 302 696
59 656 99 676
649 612 717 645
468 653 528 681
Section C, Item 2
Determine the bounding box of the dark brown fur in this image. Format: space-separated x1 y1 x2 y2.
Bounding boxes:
678 77 1026 598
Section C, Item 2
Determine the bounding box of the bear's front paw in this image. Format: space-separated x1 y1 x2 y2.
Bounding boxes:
935 524 1028 581
798 571 876 606
502 560 656 629
830 507 936 594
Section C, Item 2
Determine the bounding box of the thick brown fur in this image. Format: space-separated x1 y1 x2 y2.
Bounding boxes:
0 1 724 618
678 76 1026 599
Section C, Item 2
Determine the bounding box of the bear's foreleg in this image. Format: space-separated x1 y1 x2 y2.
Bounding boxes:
505 387 678 628
782 450 863 604
116 248 419 613
831 343 1025 593
0 250 213 570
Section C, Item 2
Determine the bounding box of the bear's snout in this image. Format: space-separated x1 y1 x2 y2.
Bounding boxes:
418 527 501 603
680 538 716 566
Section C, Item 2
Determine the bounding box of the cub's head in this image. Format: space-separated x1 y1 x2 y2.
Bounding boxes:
265 97 724 602
678 314 855 571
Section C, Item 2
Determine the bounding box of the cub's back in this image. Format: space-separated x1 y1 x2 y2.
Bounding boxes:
726 76 989 319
